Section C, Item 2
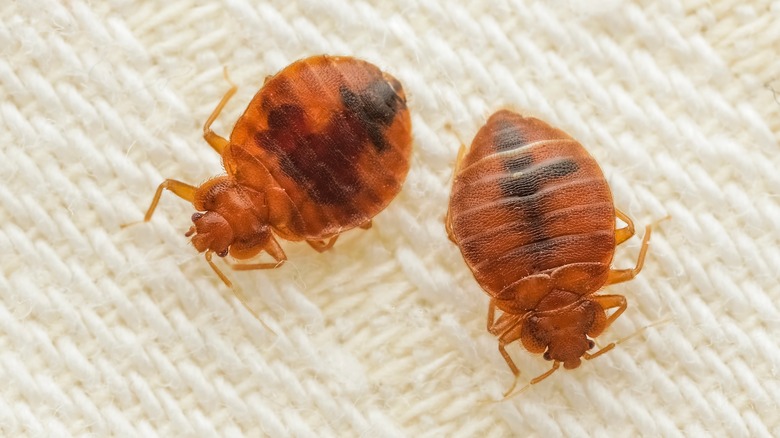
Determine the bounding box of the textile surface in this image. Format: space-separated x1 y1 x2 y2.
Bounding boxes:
2 0 779 436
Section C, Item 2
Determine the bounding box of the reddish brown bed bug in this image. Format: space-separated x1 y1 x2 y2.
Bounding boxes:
446 110 659 395
135 55 412 287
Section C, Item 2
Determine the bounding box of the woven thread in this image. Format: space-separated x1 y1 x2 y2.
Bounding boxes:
1 0 779 436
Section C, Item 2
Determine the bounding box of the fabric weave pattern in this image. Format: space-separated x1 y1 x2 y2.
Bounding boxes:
1 1 778 436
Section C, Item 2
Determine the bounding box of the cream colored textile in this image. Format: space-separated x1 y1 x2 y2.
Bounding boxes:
2 1 779 436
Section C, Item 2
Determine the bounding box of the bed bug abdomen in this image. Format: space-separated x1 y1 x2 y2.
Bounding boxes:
450 110 616 296
227 56 412 239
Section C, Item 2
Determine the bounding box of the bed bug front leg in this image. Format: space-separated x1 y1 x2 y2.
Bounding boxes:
205 249 234 287
529 361 561 385
582 294 628 360
230 235 288 271
203 67 238 155
486 301 529 395
126 179 198 226
504 360 563 400
205 248 278 334
206 236 288 288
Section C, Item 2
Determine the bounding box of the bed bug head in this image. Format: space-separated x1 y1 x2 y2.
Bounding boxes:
541 330 595 370
522 299 606 370
186 176 273 260
186 211 233 256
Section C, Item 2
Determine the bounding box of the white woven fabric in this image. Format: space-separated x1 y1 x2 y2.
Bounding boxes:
2 0 779 436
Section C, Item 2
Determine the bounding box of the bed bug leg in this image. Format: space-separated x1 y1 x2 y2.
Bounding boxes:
500 346 522 397
205 249 234 287
496 318 524 397
359 220 373 230
608 215 670 284
206 237 287 283
306 236 339 253
122 179 198 227
594 294 628 328
581 294 627 360
452 142 468 174
606 224 653 285
503 361 561 400
584 317 671 362
227 282 277 335
230 236 288 270
486 299 497 332
205 250 278 334
614 208 636 245
203 66 238 155
444 143 468 243
530 361 561 385
445 208 456 243
497 338 521 377
486 302 530 396
486 300 527 336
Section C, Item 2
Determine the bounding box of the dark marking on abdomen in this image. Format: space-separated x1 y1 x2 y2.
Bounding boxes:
496 156 581 261
253 77 405 207
255 103 363 208
503 153 534 174
339 79 405 153
499 158 579 198
492 118 529 153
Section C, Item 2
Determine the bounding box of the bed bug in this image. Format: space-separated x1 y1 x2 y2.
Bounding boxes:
135 55 412 287
446 110 659 395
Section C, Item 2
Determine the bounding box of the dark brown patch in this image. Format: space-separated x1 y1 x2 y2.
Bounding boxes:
496 126 580 268
253 74 405 207
492 118 529 153
504 153 534 174
499 159 580 198
255 104 364 209
339 79 405 153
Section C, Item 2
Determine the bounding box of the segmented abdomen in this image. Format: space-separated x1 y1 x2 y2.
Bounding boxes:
449 111 615 298
227 56 412 238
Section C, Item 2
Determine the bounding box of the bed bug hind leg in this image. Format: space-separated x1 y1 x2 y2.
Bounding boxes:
203 67 238 155
614 208 636 245
451 143 468 177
